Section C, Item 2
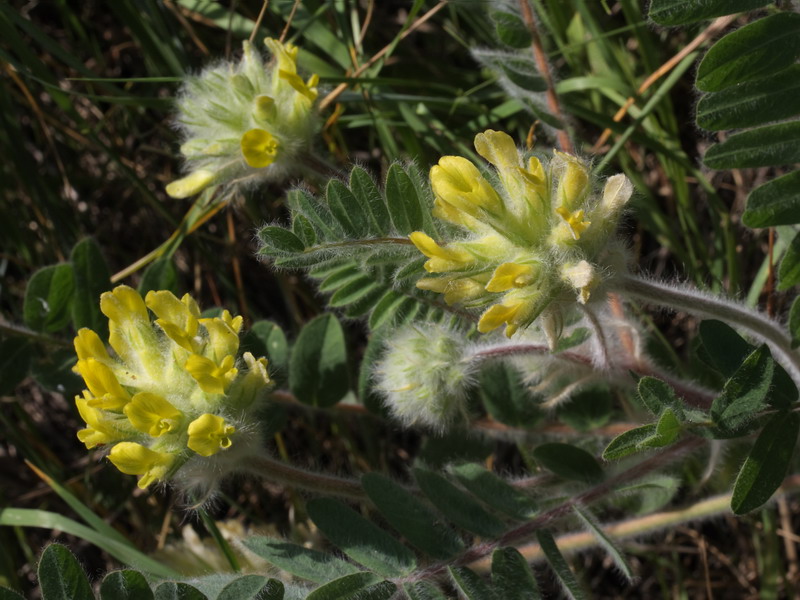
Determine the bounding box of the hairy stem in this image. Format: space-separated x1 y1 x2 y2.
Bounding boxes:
469 342 715 409
611 274 800 388
401 437 704 583
241 454 367 501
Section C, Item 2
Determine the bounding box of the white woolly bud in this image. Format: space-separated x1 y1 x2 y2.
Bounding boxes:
375 324 476 430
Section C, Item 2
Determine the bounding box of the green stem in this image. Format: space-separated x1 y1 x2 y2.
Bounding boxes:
241 453 367 501
611 274 800 388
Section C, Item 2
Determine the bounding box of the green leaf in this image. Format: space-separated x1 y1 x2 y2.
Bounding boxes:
292 214 317 247
537 529 585 599
743 171 800 228
259 226 306 254
349 166 391 236
790 296 800 349
603 424 658 461
242 320 288 384
491 547 542 600
0 588 25 600
731 411 799 514
779 232 800 290
491 11 531 49
500 57 547 92
649 0 771 26
711 344 773 433
24 264 75 332
217 575 279 600
361 473 464 559
326 179 371 238
358 330 389 414
449 463 537 520
637 377 679 417
367 290 407 330
573 506 633 582
696 65 800 131
403 582 448 600
479 362 542 428
696 13 800 91
242 537 360 584
414 467 505 538
100 570 153 600
307 498 416 577
638 407 682 448
532 443 603 483
153 582 207 600
0 338 32 395
305 573 386 600
289 314 349 407
286 188 341 241
385 164 423 235
448 567 494 600
138 258 178 296
328 276 380 307
698 320 796 410
70 238 111 338
31 348 82 396
37 544 94 600
704 122 800 169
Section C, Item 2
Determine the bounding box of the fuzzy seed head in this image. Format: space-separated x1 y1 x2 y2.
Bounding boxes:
375 324 476 430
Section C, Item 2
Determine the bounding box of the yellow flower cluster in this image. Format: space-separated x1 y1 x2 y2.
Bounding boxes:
74 286 272 489
166 38 319 199
411 130 632 338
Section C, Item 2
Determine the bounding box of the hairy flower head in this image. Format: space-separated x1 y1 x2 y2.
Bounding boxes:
73 286 272 489
166 38 320 199
411 130 632 338
374 324 477 429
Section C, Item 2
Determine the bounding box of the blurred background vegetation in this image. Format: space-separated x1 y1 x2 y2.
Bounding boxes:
1 0 796 597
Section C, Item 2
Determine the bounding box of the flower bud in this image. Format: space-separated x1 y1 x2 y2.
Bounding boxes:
375 325 477 430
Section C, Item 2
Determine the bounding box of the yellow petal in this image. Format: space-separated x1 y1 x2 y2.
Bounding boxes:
474 130 519 170
278 69 318 101
200 317 240 363
146 290 200 352
431 156 502 215
554 207 591 240
184 354 238 394
241 128 279 168
477 302 523 334
75 393 128 448
100 286 148 325
485 263 537 293
187 414 236 457
74 328 111 363
76 358 130 410
108 442 174 489
124 392 182 437
408 232 473 272
165 169 217 199
264 37 299 75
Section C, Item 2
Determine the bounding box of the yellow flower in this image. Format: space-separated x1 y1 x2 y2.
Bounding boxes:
185 354 238 395
73 286 273 490
74 358 130 410
108 443 174 489
431 156 502 217
75 392 129 449
146 290 201 353
187 414 236 457
410 130 632 339
240 128 279 168
124 392 182 437
478 301 525 337
409 232 474 273
74 328 111 363
554 207 591 241
485 263 538 293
